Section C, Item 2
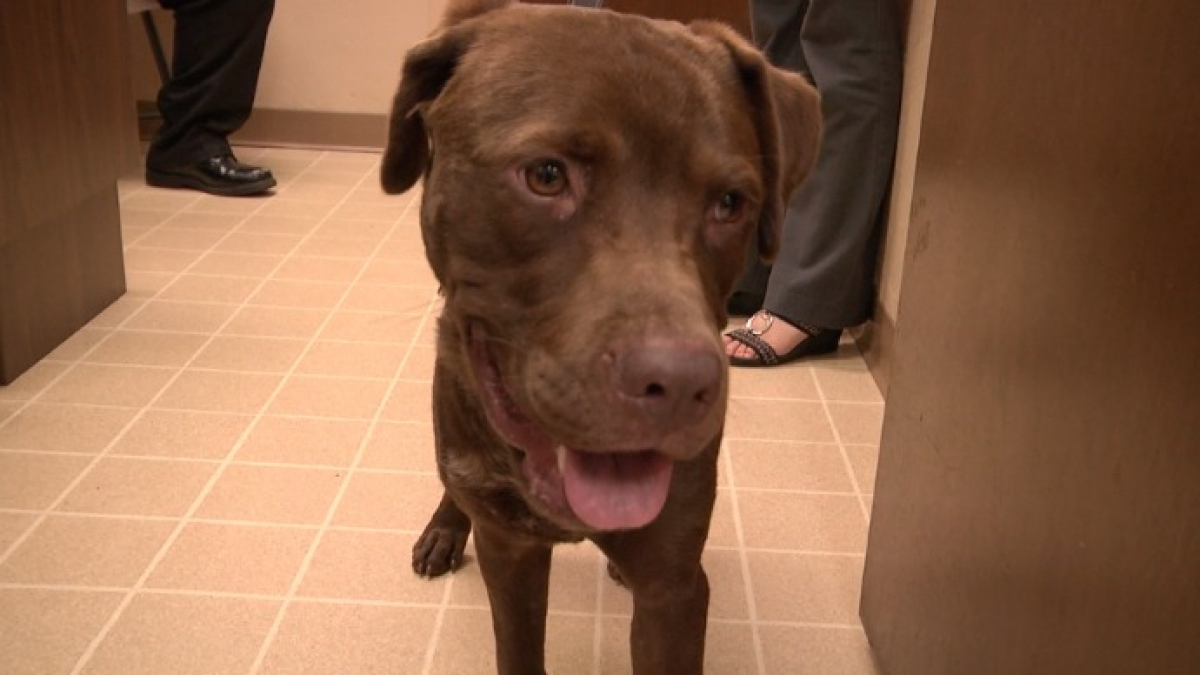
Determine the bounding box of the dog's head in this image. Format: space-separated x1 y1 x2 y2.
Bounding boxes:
383 0 820 532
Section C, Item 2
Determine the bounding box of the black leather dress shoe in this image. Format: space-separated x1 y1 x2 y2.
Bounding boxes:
146 154 276 197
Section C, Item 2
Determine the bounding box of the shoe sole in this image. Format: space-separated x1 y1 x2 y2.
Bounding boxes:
146 168 277 197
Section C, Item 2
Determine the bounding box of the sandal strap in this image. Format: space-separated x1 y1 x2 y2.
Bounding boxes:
725 328 780 366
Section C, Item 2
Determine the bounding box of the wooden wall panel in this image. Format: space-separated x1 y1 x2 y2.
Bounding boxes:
860 1 1200 673
0 0 130 383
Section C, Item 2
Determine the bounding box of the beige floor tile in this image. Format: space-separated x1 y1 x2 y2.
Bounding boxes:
88 296 146 329
248 279 349 309
224 305 329 339
359 421 436 472
726 439 855 492
157 274 262 304
121 189 200 211
157 370 281 415
379 380 434 422
319 309 424 343
330 202 410 223
747 551 866 625
0 362 70 401
341 282 419 313
426 607 497 674
85 330 208 368
133 227 227 251
296 235 381 259
112 410 253 460
0 512 35 552
450 541 602 614
213 231 304 255
122 246 203 274
0 453 95 509
160 211 246 231
123 299 238 333
759 624 881 675
398 344 437 381
298 529 446 604
376 237 430 263
119 208 171 228
705 548 751 620
0 404 137 453
45 327 111 362
0 401 18 424
737 491 868 553
596 616 755 674
58 457 217 517
725 399 835 443
238 416 370 466
0 589 123 675
708 489 739 548
729 365 821 400
333 471 444 531
38 365 174 408
296 340 408 379
845 444 880 495
259 602 438 674
123 271 178 299
0 515 175 586
360 258 439 286
267 375 391 419
238 213 321 236
273 255 365 284
191 250 284 277
187 193 268 215
191 335 307 373
813 364 885 403
196 464 343 524
81 594 281 675
826 402 885 445
146 522 315 594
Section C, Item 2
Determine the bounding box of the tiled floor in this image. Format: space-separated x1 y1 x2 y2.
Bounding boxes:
0 147 884 674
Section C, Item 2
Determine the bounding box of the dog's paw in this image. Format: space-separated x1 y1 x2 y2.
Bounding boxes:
412 527 469 577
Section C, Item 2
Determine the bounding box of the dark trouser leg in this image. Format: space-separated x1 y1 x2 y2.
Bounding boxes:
738 0 903 329
148 0 274 168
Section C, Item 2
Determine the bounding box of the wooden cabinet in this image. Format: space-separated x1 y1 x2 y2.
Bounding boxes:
0 0 132 383
860 1 1200 672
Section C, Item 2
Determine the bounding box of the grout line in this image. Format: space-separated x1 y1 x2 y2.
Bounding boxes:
720 440 769 675
247 162 438 673
810 367 874 526
0 184 280 570
418 559 461 675
62 150 370 674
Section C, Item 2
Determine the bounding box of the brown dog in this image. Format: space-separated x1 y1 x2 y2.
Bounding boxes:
381 1 819 672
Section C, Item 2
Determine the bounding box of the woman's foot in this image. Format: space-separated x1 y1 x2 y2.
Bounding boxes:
723 311 842 367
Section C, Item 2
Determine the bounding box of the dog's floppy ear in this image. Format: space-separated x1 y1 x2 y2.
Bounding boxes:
380 32 466 194
690 21 821 261
381 1 515 194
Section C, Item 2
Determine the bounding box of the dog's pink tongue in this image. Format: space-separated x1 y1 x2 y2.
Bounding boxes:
560 448 673 530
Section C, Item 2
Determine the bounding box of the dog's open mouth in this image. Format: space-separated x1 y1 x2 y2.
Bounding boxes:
469 324 673 531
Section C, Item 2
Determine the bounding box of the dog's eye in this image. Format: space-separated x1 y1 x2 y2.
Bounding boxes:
713 192 746 223
525 160 569 197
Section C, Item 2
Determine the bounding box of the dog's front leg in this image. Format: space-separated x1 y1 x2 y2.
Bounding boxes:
625 559 710 674
474 523 553 675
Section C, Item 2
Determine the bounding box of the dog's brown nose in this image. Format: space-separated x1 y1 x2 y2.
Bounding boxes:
613 344 723 428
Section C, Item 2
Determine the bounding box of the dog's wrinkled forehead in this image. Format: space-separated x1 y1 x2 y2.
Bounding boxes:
429 8 735 159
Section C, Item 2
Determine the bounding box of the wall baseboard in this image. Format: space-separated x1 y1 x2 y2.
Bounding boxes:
137 104 389 152
851 301 896 399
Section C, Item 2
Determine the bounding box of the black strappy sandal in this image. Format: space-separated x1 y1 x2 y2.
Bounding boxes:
725 311 842 367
